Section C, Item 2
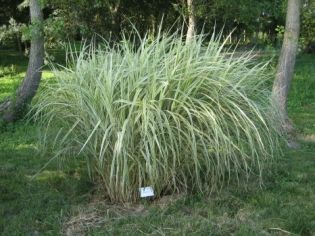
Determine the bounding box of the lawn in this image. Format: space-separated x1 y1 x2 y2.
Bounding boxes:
0 50 314 235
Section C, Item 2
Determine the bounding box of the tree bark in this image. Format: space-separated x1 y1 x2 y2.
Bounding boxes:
185 0 196 43
272 0 301 148
1 0 44 122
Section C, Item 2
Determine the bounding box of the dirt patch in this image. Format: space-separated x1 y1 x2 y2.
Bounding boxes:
299 134 315 142
63 201 147 236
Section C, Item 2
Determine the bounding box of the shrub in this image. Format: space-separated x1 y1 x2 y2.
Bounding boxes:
32 32 283 202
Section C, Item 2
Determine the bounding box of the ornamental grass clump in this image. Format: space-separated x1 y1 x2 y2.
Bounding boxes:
33 32 283 202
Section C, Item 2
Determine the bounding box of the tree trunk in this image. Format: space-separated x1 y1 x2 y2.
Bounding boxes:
185 0 196 43
2 0 44 122
272 0 301 148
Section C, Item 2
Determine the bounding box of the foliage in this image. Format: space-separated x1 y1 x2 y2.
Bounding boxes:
32 32 283 202
0 0 297 49
2 0 313 52
301 1 315 51
43 12 68 48
45 0 178 40
44 0 287 45
0 0 29 25
195 0 286 43
0 18 25 48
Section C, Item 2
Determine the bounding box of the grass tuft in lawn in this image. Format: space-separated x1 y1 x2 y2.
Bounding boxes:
32 32 284 202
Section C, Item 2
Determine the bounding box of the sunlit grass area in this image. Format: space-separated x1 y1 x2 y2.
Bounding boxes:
0 50 314 235
0 49 61 102
0 71 54 101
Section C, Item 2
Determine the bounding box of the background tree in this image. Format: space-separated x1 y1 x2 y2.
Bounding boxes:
186 0 196 43
272 0 301 147
1 0 44 122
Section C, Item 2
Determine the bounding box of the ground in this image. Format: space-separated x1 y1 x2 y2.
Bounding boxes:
0 51 314 235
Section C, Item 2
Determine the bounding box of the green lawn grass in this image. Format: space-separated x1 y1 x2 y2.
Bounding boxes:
0 50 314 235
0 50 55 101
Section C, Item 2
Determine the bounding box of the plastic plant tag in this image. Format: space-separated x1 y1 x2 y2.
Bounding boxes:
139 186 154 198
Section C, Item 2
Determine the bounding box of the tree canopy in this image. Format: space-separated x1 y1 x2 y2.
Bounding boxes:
3 0 313 50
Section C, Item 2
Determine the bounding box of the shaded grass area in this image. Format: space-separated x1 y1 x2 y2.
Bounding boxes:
288 54 315 136
0 51 314 235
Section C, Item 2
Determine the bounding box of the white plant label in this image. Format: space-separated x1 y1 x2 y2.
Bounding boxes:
139 186 154 198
